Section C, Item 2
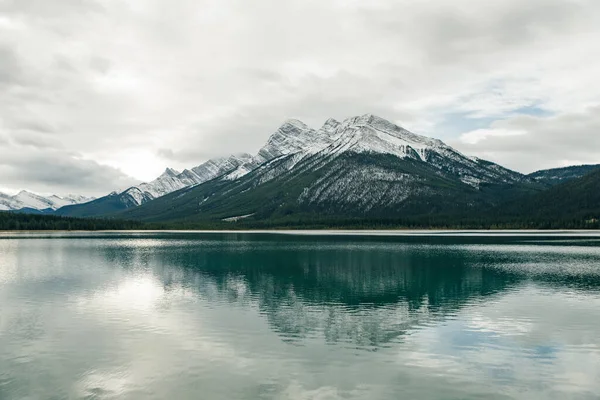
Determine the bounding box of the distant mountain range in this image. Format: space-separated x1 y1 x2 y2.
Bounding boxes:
0 191 93 213
51 154 257 217
528 164 600 185
4 114 600 228
498 168 600 222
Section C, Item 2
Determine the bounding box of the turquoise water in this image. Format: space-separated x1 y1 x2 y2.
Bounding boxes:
1 232 600 399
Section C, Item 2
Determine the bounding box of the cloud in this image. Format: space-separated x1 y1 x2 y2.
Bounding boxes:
0 44 22 85
0 0 600 192
157 70 418 163
459 128 527 145
453 106 600 173
0 143 139 196
362 0 587 60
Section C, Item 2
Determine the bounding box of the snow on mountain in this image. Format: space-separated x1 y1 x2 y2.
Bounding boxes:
255 120 323 161
64 194 96 204
108 153 258 208
137 168 188 199
222 119 340 181
194 154 255 183
328 114 446 159
120 187 154 208
55 113 528 219
0 191 94 211
120 114 537 224
14 191 57 210
97 113 484 211
0 192 22 211
252 114 430 163
218 114 523 188
527 164 600 185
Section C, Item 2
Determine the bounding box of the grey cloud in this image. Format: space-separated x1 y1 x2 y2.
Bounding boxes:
0 0 103 19
156 148 175 160
453 106 600 173
0 146 139 196
159 71 418 164
11 120 57 133
0 45 22 85
1 0 599 192
9 132 58 149
362 0 592 64
237 68 287 85
89 56 110 74
53 54 78 72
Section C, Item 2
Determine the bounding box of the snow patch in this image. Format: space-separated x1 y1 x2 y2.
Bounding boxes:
222 213 255 222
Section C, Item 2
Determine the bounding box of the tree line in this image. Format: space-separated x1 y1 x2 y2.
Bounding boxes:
0 212 145 231
2 210 598 231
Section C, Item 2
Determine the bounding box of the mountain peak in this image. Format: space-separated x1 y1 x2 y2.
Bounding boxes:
342 114 444 147
256 118 318 162
280 119 309 130
359 113 379 121
0 190 91 211
349 114 403 129
160 167 180 178
321 118 340 133
273 119 312 138
229 153 254 162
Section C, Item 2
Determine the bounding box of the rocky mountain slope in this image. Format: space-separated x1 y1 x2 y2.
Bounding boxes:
11 114 599 228
119 114 541 224
56 154 255 217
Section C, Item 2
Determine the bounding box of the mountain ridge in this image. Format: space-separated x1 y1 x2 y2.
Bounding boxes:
12 114 599 226
117 114 541 225
0 190 94 212
527 164 600 185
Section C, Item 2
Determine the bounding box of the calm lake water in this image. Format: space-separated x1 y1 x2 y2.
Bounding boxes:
1 232 600 400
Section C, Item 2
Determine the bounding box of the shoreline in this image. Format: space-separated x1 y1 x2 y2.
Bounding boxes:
1 229 600 236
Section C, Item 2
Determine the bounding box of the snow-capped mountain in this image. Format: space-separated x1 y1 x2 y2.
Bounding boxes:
203 114 522 193
55 113 539 221
15 113 599 227
54 153 259 217
57 119 359 216
117 153 256 207
119 114 532 223
0 192 22 211
202 114 523 188
0 190 94 212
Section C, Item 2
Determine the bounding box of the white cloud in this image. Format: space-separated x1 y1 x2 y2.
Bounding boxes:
453 106 600 173
459 128 527 145
1 0 600 194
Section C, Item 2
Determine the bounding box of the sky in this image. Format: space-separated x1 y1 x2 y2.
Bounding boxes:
1 0 600 196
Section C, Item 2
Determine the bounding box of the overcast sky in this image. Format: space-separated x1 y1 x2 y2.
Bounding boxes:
1 0 599 196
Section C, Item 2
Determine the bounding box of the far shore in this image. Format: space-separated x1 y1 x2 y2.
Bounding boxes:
1 229 599 236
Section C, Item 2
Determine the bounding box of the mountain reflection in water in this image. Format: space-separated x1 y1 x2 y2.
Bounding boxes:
1 232 600 399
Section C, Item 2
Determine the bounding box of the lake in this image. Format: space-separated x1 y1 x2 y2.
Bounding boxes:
1 231 600 399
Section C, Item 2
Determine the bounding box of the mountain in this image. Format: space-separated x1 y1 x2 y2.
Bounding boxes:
7 114 598 229
499 168 600 224
119 114 540 226
0 193 21 211
52 190 150 218
527 164 600 185
0 190 94 212
55 154 255 217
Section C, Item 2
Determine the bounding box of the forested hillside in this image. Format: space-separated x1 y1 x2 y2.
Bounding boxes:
0 212 145 231
496 168 600 224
